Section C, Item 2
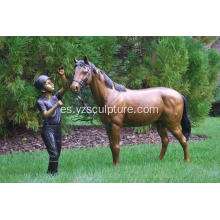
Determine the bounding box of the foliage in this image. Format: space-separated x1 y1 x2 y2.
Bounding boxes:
133 125 151 134
184 38 220 124
0 36 117 136
116 36 220 126
213 85 220 103
0 36 219 136
193 36 219 47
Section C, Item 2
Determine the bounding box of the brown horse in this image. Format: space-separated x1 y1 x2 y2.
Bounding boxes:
70 56 191 166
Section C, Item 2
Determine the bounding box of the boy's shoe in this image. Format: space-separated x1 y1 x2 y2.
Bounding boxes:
47 161 58 175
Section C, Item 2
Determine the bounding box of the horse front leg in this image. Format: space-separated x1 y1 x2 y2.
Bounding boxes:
105 123 121 166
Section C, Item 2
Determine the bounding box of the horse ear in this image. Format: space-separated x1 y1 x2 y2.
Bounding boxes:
74 57 78 63
84 56 89 65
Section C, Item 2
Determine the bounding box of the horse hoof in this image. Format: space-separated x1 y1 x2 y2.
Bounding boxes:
185 158 190 162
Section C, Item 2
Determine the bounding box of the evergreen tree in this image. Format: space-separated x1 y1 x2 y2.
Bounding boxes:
0 36 219 136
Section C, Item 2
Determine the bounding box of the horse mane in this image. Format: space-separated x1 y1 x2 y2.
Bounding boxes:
90 62 127 92
75 60 127 92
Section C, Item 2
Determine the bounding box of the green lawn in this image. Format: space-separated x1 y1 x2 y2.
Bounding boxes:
0 117 220 183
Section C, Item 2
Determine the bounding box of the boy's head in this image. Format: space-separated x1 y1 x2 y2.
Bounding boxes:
34 75 55 93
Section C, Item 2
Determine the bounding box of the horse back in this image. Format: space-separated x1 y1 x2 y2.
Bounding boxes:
118 87 183 127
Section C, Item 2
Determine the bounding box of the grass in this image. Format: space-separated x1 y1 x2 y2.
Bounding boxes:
0 117 220 182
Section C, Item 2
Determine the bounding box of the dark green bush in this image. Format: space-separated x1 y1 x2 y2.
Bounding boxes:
213 85 220 103
0 36 117 136
116 37 220 126
0 36 219 137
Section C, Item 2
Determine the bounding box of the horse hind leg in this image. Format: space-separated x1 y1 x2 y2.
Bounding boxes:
168 126 190 162
156 123 169 160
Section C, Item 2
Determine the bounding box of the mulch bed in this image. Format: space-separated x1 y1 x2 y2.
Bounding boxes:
0 126 206 155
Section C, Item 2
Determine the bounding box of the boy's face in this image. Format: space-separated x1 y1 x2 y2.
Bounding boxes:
42 79 55 92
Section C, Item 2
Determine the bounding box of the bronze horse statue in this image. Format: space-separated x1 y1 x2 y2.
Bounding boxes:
70 56 191 166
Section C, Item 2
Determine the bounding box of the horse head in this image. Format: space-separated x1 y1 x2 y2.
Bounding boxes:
70 56 93 93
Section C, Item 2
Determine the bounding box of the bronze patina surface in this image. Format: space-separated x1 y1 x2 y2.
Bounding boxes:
71 57 191 166
35 66 68 174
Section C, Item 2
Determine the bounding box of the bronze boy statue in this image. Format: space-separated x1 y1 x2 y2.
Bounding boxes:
34 67 68 174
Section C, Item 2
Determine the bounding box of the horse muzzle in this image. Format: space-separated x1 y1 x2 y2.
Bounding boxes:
70 82 81 93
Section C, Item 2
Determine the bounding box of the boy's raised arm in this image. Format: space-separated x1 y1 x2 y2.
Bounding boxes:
58 66 68 96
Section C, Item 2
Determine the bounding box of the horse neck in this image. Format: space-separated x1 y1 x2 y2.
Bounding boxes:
89 71 112 107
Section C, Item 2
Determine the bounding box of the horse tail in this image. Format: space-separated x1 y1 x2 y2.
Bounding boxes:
181 96 191 141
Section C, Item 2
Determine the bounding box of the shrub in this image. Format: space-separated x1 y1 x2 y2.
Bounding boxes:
0 36 117 137
116 37 220 126
0 36 219 137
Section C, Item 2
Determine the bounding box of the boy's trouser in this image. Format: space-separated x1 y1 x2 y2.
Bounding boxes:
41 124 62 174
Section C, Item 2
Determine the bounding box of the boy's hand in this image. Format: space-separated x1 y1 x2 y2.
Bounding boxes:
56 100 63 107
58 66 65 75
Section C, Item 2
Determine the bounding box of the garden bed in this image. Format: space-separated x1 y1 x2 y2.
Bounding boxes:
0 126 206 155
